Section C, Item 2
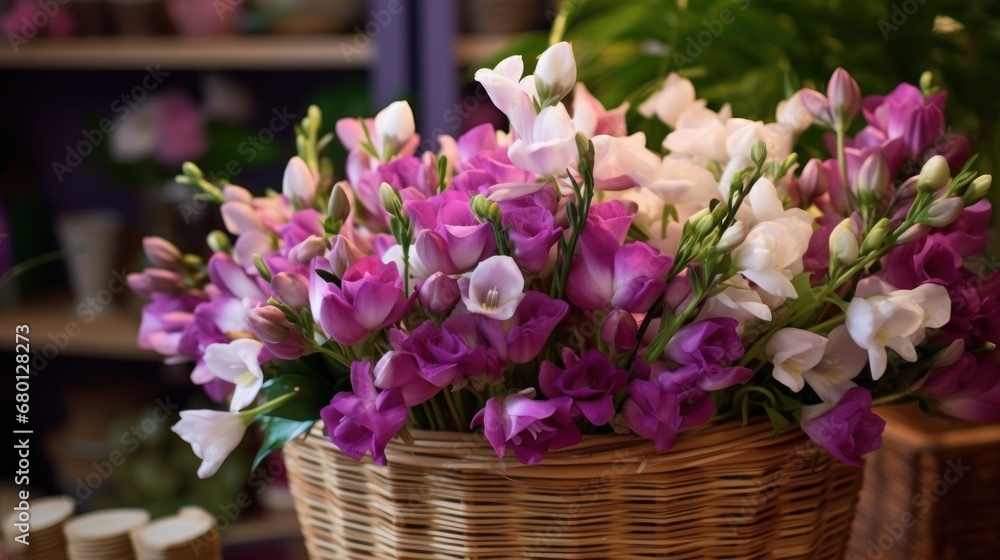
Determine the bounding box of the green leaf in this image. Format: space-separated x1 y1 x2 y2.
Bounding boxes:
315 268 339 284
260 373 338 421
252 416 315 472
763 405 792 435
785 272 819 313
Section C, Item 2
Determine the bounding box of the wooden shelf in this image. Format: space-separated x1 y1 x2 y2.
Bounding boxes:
1 299 157 361
0 35 372 70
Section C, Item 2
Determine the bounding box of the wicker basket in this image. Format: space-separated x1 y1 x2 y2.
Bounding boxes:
284 418 863 559
849 404 1000 560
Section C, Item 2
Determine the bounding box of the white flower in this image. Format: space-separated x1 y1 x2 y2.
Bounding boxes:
663 104 732 164
171 410 249 479
204 339 265 412
459 255 525 320
507 101 578 177
829 218 860 265
846 284 951 380
534 41 576 102
776 90 813 133
733 216 813 299
638 73 705 128
474 55 534 117
614 137 718 205
697 276 772 333
373 100 415 158
766 328 829 392
802 326 868 412
282 156 317 210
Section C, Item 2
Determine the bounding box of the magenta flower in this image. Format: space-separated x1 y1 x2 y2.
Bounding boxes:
664 318 745 375
318 256 414 345
566 227 672 312
373 351 440 406
802 386 885 467
137 293 204 356
417 272 461 314
355 156 437 222
539 348 628 425
208 253 269 303
470 390 582 465
321 360 409 466
622 365 715 452
476 291 569 365
601 309 639 355
388 321 491 387
924 352 1000 422
246 306 307 360
412 198 495 274
882 233 963 289
502 205 562 274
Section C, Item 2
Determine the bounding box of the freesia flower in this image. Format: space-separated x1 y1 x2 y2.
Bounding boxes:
318 256 414 345
733 217 813 299
474 55 533 118
373 351 439 406
475 290 569 365
663 318 753 390
601 309 639 355
801 326 869 408
417 272 461 314
623 365 715 452
507 99 578 177
246 306 307 360
638 73 704 128
282 156 317 210
389 321 491 388
534 41 576 103
203 339 266 412
696 276 772 334
846 283 951 379
801 386 885 468
572 83 628 138
459 256 525 320
765 328 829 392
321 360 410 466
172 409 249 479
470 389 582 465
374 101 416 157
411 198 495 274
502 205 562 274
539 348 628 425
137 293 204 355
142 236 183 270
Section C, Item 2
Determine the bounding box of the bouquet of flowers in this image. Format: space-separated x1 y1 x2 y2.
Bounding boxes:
130 43 998 478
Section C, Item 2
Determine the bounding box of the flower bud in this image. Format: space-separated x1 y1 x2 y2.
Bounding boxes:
963 175 991 205
252 254 272 283
142 236 183 270
829 218 860 265
797 159 830 203
470 194 499 223
327 182 351 223
895 176 919 200
931 339 965 369
533 41 576 103
207 230 232 254
329 235 362 278
289 235 330 263
750 140 767 167
127 269 185 298
247 306 307 360
374 101 415 157
895 224 931 245
917 155 951 193
220 201 263 235
860 218 890 254
857 152 890 203
717 221 747 252
799 89 833 128
827 67 861 127
282 155 317 210
223 185 253 202
601 309 638 355
686 208 711 237
379 182 403 216
417 272 461 314
272 272 309 311
924 197 964 227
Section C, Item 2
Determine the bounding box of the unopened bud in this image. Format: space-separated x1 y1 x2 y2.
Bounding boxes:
829 218 860 265
470 194 499 223
601 309 638 355
963 175 992 205
289 235 330 263
895 176 919 200
142 236 183 270
750 140 767 167
717 221 747 252
533 41 576 103
917 155 951 193
329 235 363 277
252 254 272 283
417 272 461 314
931 339 965 369
246 306 292 343
207 230 232 254
379 182 403 216
857 152 890 202
182 161 203 179
895 224 931 245
860 218 890 254
923 197 964 227
327 182 351 223
272 272 309 311
221 201 263 235
828 68 861 127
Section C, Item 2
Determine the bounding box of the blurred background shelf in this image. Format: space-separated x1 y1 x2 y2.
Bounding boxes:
0 36 372 69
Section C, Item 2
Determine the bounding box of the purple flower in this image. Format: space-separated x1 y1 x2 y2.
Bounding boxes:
502 205 562 274
802 386 885 467
601 309 639 355
416 272 461 314
318 256 415 345
470 390 582 465
622 365 715 452
389 321 490 387
373 351 440 406
321 360 410 466
940 270 1000 346
653 322 751 389
355 156 437 223
476 291 569 365
138 292 205 356
279 208 325 250
566 226 672 312
586 200 635 244
882 233 963 289
208 252 269 303
411 197 495 274
539 348 628 425
246 306 307 360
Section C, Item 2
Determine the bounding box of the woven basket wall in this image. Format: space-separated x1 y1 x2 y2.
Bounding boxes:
849 404 1000 560
283 418 863 560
